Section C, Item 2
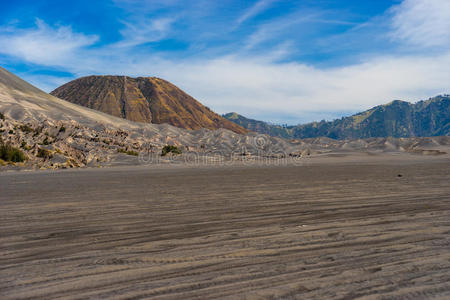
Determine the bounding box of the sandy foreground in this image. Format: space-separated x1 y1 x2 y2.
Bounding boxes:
1 154 449 299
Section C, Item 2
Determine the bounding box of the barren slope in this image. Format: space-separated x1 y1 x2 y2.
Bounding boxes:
51 75 248 134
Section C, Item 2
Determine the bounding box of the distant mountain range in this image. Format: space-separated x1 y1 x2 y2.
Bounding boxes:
224 95 450 139
51 76 247 135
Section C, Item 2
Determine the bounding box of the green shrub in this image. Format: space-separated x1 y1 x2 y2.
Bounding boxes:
37 148 53 160
161 145 182 156
0 143 27 162
20 140 32 151
118 148 139 156
19 124 34 133
42 137 50 145
8 130 14 134
127 150 139 156
33 127 42 137
59 126 66 133
0 112 4 120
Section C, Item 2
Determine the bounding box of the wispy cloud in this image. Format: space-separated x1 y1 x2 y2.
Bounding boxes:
236 0 278 26
242 8 357 54
116 17 175 47
243 11 321 50
390 0 450 48
0 19 98 66
24 73 74 94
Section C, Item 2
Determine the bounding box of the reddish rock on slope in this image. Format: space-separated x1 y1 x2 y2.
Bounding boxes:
51 76 248 134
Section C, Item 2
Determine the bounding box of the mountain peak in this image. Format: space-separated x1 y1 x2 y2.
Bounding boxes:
51 76 247 134
223 112 241 120
383 99 410 106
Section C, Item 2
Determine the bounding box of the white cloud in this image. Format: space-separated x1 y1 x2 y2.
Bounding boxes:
21 74 74 93
236 0 278 26
242 9 354 52
154 53 450 123
116 17 175 47
0 19 98 66
390 0 450 48
243 12 318 50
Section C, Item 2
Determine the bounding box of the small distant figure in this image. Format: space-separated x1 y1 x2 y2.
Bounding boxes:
397 174 403 177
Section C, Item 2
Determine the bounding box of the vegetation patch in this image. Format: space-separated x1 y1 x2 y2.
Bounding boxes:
65 158 79 168
32 127 42 137
19 124 34 133
59 126 66 133
0 143 28 162
41 137 51 145
118 148 139 156
0 112 4 120
37 148 53 160
161 145 182 156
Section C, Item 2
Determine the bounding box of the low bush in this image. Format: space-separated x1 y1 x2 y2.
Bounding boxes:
0 143 27 162
32 127 42 137
127 150 139 156
0 112 4 120
161 145 182 156
118 148 139 156
42 137 50 145
19 124 34 133
37 148 53 160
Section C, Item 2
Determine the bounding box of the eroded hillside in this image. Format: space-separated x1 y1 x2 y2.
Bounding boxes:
51 76 248 134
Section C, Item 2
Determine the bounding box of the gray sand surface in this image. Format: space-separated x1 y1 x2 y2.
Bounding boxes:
1 155 449 299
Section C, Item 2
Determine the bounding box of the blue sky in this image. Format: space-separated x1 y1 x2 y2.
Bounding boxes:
0 0 449 124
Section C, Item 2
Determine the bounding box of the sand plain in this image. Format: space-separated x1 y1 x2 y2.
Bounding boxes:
1 155 449 299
